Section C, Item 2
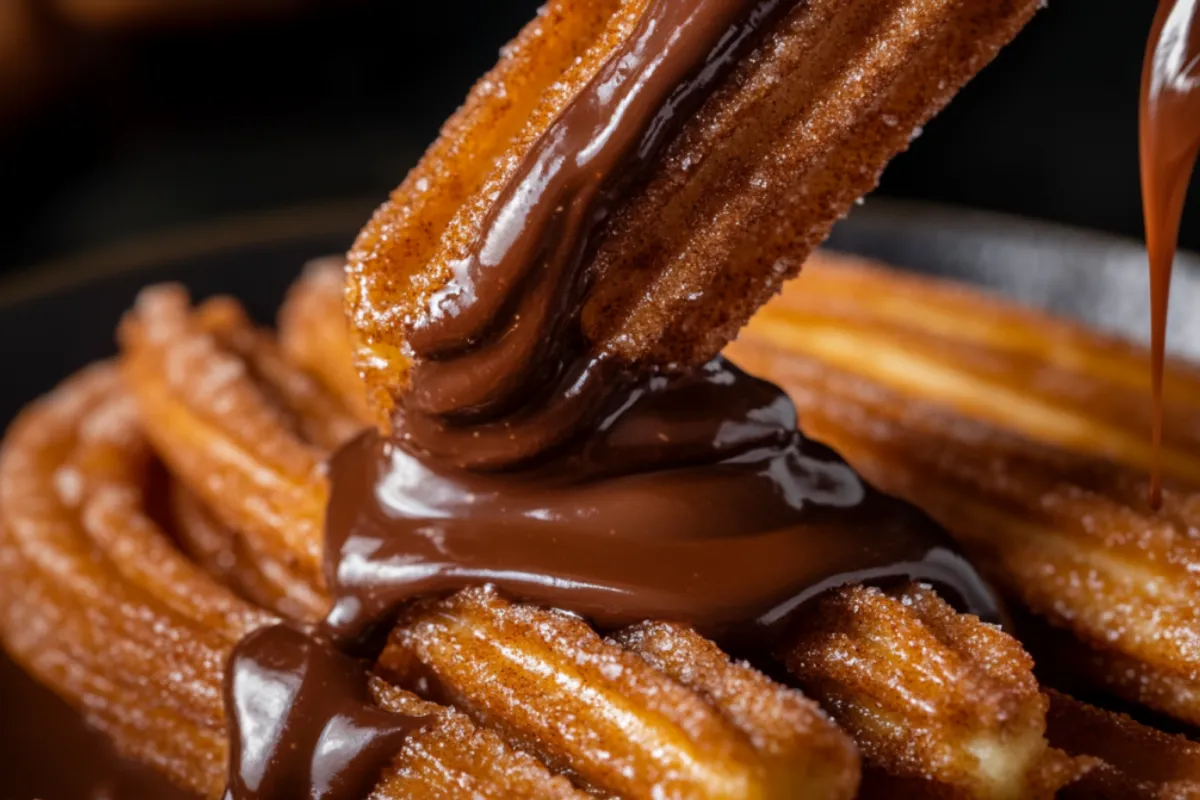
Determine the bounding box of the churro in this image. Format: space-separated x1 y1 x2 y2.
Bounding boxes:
730 252 1200 724
348 0 1041 429
379 586 860 800
784 583 1079 799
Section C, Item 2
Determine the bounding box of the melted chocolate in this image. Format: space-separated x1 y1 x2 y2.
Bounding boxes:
325 359 998 648
1141 0 1200 508
0 650 198 800
223 625 431 800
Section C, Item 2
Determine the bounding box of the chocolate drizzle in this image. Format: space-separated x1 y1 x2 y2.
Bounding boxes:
223 625 431 800
326 358 998 648
1140 0 1200 508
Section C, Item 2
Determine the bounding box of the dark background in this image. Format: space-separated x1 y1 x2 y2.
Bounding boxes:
0 0 1187 276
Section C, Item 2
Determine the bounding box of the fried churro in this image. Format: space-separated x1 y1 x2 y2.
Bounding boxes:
348 0 1041 432
784 583 1079 799
730 252 1200 725
119 286 341 592
379 586 860 800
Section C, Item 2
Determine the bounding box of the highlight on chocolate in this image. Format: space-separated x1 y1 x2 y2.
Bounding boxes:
1 0 1198 799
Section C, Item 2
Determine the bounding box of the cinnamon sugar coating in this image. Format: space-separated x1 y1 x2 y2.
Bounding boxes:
784 583 1081 799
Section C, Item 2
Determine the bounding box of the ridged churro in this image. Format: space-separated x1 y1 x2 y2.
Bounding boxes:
730 252 1200 725
348 0 1041 424
784 583 1079 799
379 586 860 800
119 286 341 592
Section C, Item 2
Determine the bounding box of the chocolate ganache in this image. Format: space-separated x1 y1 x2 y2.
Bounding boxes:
224 626 433 800
1141 0 1200 509
323 0 998 648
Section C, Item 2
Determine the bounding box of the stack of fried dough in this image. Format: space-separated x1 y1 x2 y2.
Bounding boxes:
4 0 1200 796
3 251 1199 799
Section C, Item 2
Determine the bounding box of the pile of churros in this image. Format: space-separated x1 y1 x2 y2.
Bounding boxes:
8 252 1200 798
3 0 1200 797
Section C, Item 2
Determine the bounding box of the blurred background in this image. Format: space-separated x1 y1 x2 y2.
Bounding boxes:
0 0 1185 276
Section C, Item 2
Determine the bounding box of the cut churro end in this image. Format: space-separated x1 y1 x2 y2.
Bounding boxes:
348 0 1040 421
730 252 1200 725
783 583 1078 799
379 586 853 799
1047 690 1200 799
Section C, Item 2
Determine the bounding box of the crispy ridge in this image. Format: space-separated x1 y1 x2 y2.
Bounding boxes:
784 583 1081 799
119 286 338 592
378 586 859 800
169 479 326 623
613 621 861 798
729 252 1200 724
347 0 1040 422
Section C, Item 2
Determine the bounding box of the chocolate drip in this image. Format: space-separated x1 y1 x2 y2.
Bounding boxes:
325 359 998 648
1140 0 1200 508
399 0 794 470
223 625 431 800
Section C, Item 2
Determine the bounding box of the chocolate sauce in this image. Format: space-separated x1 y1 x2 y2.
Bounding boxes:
1141 0 1200 509
323 0 1001 651
0 650 199 800
223 625 431 800
326 358 998 648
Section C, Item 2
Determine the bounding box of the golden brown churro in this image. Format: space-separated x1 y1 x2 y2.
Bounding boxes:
379 586 860 800
784 583 1079 799
0 367 593 799
348 0 1040 421
119 286 340 592
730 252 1200 725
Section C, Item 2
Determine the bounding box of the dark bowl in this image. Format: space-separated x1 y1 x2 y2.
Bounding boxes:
1 198 1193 432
